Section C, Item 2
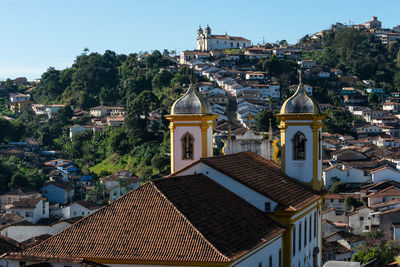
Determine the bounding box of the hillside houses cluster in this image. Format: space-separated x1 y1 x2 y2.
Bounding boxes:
312 16 400 45
322 180 400 263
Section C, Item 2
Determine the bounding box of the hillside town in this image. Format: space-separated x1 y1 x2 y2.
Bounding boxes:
1 15 400 267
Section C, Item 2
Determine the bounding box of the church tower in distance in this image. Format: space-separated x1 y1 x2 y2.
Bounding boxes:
275 77 325 191
165 79 218 173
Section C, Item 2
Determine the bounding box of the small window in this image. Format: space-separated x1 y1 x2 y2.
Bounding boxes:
298 221 302 252
360 216 364 221
293 226 296 255
265 202 271 212
82 212 85 215
25 212 30 217
269 255 272 267
181 133 194 160
279 249 282 267
258 262 262 267
365 225 369 230
292 132 307 160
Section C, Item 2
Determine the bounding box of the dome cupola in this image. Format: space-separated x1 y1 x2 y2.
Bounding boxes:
171 83 213 115
280 81 321 115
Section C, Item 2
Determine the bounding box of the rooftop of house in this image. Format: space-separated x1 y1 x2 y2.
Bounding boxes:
327 231 363 243
10 198 45 210
6 174 285 264
70 200 102 211
322 239 351 254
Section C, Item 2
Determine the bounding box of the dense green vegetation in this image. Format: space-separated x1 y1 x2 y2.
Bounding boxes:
352 231 400 264
302 28 398 88
1 50 195 182
0 157 47 193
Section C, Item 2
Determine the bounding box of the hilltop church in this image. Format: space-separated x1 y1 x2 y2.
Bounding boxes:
196 25 251 51
3 80 326 267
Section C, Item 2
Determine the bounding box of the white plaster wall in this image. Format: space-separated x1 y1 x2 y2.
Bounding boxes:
324 168 371 188
285 125 314 183
176 162 278 212
230 235 282 266
372 168 400 183
63 204 96 219
0 222 71 242
173 125 203 171
349 208 373 235
394 227 400 240
292 205 321 267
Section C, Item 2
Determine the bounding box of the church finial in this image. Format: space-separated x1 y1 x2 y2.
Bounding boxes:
268 118 273 142
298 69 303 85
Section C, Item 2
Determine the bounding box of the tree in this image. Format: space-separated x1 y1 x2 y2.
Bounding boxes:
8 173 29 190
330 181 350 193
255 110 278 132
352 231 400 264
344 196 363 210
92 181 106 204
151 154 170 173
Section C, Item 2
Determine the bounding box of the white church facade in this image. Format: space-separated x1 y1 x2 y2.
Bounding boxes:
197 25 251 51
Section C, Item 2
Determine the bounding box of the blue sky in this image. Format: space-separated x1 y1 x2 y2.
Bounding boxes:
1 0 399 80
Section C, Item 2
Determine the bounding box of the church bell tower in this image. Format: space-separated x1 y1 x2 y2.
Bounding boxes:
165 77 218 173
275 76 325 191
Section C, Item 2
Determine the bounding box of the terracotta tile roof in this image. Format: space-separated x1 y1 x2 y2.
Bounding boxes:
172 152 323 211
21 234 52 249
10 198 44 209
380 207 400 215
326 231 363 243
7 174 285 264
368 186 400 198
322 239 351 254
71 201 102 211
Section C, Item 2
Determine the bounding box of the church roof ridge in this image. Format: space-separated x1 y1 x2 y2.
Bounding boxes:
170 151 324 211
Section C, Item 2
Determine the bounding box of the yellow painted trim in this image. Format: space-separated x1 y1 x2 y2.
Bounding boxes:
87 258 230 266
201 124 208 157
221 139 227 155
275 113 326 121
312 126 319 191
169 123 175 173
272 139 280 164
173 122 214 127
165 114 219 122
280 128 286 173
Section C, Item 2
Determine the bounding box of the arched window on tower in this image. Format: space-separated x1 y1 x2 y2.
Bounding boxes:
181 133 194 160
292 131 307 160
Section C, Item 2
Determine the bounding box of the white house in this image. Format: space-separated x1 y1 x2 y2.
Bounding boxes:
245 72 265 80
69 124 92 139
101 170 140 202
371 166 400 183
9 93 30 103
323 166 371 188
7 198 49 223
45 104 67 118
348 207 375 235
62 200 101 219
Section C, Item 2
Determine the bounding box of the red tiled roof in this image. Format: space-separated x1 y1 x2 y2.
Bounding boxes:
10 198 44 209
8 174 285 263
172 151 323 211
211 35 250 42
